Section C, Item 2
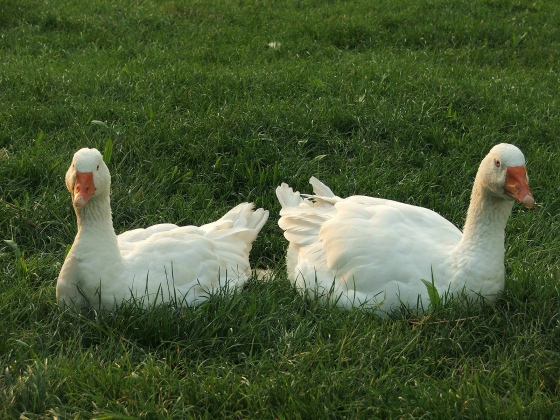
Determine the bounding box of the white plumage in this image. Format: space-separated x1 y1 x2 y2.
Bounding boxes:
276 143 534 316
57 148 269 311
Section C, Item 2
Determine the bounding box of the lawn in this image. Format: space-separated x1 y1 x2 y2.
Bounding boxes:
1 0 560 417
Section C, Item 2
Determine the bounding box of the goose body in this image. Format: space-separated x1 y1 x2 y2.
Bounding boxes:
57 148 269 311
276 144 534 315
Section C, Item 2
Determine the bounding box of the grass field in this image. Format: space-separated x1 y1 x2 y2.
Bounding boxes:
1 0 560 417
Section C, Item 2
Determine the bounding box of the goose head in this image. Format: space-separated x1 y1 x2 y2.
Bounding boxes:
65 148 111 209
477 143 534 208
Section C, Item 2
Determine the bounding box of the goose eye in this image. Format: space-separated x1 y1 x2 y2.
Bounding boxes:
494 159 501 168
97 164 100 171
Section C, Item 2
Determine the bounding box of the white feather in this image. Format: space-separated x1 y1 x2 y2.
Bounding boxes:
57 148 269 311
276 143 533 316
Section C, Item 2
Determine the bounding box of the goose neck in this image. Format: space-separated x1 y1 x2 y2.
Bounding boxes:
459 182 513 252
75 194 116 237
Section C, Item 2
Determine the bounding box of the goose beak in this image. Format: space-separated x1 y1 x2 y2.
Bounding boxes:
73 171 96 209
503 166 534 208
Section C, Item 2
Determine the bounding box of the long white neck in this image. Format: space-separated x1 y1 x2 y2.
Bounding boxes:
454 178 513 260
73 193 121 257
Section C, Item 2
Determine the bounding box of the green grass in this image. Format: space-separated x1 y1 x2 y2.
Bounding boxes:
1 0 560 417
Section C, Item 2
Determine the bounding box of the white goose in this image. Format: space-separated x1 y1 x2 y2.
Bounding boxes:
276 143 534 315
57 148 269 311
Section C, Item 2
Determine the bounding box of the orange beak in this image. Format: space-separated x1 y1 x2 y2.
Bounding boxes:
73 171 96 209
503 166 534 208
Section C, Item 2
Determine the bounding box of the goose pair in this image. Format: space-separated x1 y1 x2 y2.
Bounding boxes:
58 144 533 315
